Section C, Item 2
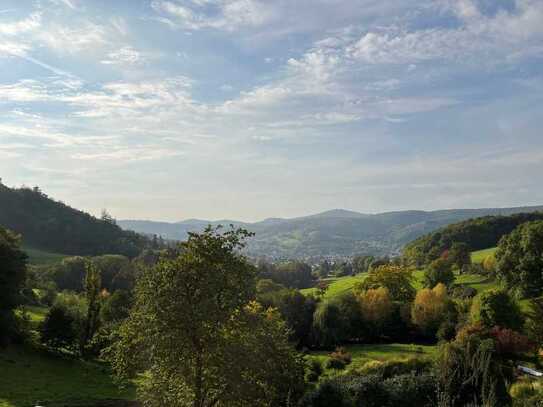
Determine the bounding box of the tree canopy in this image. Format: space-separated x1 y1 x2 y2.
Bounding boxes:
109 227 304 407
495 220 543 298
0 226 27 345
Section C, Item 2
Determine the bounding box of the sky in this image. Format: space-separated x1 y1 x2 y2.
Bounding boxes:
0 0 542 222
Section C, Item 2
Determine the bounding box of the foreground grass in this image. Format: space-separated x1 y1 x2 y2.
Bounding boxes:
471 247 497 263
0 346 135 407
307 343 438 378
23 246 67 265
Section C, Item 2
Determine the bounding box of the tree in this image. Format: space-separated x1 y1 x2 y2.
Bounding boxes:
266 289 317 348
109 227 304 407
53 256 88 292
470 289 524 331
333 262 353 277
355 265 415 303
318 260 332 278
332 292 366 342
80 261 102 356
423 258 455 288
352 255 375 275
447 242 471 271
411 284 449 337
437 333 513 406
41 305 77 350
312 301 347 349
258 260 315 289
100 289 132 324
495 221 543 297
0 227 27 345
358 287 394 337
526 297 543 345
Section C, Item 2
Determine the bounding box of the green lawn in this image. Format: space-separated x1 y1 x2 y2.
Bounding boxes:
301 273 368 299
0 345 135 407
23 246 67 265
471 247 497 263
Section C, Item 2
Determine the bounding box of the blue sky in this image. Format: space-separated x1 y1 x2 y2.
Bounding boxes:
0 0 542 221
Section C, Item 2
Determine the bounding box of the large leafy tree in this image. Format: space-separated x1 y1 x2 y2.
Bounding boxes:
411 284 449 337
423 258 455 288
0 226 27 345
355 265 415 302
109 227 304 407
495 220 543 297
470 289 524 331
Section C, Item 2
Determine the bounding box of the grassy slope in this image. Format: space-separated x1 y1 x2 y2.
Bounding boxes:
23 245 68 265
3 306 134 407
0 346 135 407
471 247 497 263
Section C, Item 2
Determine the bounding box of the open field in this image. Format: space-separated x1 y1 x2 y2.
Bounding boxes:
23 246 68 265
301 274 367 298
0 346 135 407
471 247 497 263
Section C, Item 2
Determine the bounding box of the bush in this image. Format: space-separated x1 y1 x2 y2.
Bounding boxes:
383 373 437 407
352 357 433 379
305 358 323 382
40 305 77 350
299 380 349 407
451 285 477 299
345 374 389 407
325 348 352 370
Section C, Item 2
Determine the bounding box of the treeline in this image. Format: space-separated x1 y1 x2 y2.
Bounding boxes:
0 182 156 257
403 212 543 266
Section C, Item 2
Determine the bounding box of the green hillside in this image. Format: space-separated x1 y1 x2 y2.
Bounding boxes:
0 346 135 407
471 247 497 263
23 246 68 265
0 183 150 258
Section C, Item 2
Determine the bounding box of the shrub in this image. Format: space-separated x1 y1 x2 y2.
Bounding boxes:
40 304 77 350
299 380 349 407
324 348 352 370
352 357 433 379
305 358 323 382
451 285 477 299
384 373 437 407
489 327 535 358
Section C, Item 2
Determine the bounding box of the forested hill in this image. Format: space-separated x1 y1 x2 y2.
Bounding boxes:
403 211 543 266
119 206 543 259
0 183 149 257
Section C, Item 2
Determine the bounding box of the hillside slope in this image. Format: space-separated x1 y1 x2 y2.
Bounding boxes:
403 212 543 265
119 206 543 259
0 183 149 257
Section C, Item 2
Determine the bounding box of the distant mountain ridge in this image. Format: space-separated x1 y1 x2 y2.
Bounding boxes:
119 205 543 259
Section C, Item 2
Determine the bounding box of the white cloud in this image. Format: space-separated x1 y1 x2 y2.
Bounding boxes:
101 46 146 65
37 22 107 54
0 12 41 35
151 0 274 31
